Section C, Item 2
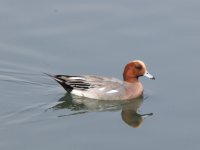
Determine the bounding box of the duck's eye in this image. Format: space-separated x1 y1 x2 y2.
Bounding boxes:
135 65 142 70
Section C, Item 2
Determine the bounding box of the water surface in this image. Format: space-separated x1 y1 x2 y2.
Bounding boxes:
0 0 200 150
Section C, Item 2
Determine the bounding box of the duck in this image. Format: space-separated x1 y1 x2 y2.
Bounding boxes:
47 60 155 100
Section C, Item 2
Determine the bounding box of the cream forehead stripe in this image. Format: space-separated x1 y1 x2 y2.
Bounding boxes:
132 60 146 69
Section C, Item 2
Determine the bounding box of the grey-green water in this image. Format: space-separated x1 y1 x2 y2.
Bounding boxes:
0 0 200 149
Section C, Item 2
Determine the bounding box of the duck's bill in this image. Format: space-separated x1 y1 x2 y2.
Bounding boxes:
144 71 155 80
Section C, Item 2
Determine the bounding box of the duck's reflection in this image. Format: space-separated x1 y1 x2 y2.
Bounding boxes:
51 94 153 128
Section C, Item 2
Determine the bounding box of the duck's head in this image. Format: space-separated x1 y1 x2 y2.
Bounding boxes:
123 60 155 82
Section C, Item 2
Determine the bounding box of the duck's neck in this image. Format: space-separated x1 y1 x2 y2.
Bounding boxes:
123 64 140 83
123 76 139 83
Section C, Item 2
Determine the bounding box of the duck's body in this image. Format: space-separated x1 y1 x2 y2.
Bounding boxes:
52 75 143 100
48 60 155 100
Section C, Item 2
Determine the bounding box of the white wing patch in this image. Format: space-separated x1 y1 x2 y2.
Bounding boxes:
106 90 118 94
69 77 85 80
98 87 106 91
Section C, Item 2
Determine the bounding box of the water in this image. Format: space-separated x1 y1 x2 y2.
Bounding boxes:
0 0 200 149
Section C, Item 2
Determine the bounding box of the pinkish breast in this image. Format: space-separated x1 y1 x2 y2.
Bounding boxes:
124 82 143 99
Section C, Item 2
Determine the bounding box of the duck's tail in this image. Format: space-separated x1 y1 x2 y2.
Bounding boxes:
44 73 73 93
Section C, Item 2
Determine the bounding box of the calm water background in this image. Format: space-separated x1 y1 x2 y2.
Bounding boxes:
0 0 200 149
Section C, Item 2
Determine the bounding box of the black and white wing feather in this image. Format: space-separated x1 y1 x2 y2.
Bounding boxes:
50 75 97 92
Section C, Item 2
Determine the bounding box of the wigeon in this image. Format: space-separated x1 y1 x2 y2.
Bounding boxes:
47 60 155 100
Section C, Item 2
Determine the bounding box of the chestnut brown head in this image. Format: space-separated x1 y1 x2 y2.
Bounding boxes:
123 60 155 82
